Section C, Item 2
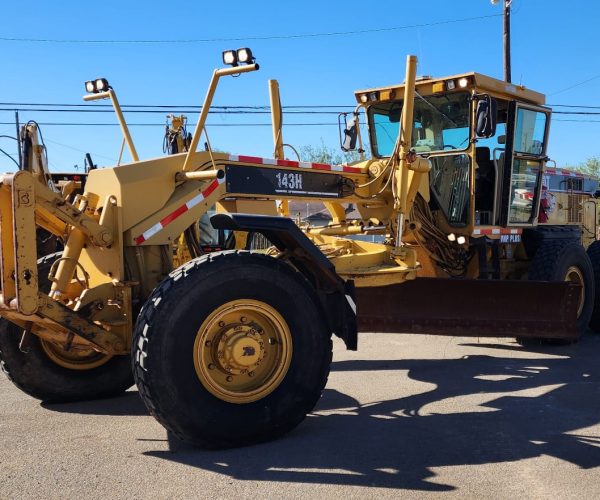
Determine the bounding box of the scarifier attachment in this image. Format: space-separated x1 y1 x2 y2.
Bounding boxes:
0 172 125 355
356 278 580 340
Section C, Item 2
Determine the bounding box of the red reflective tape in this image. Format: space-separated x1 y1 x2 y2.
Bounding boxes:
160 204 188 227
202 179 219 198
231 154 363 174
135 235 146 245
237 155 263 164
277 159 299 168
474 228 522 235
311 163 331 170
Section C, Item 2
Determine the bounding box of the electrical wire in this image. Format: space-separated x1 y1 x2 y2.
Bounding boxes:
43 137 117 162
550 104 600 109
0 14 502 44
0 146 19 167
6 101 600 110
549 74 600 96
4 103 600 116
0 122 339 127
0 107 348 115
0 102 352 109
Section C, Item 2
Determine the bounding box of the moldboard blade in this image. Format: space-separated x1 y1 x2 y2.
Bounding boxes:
355 278 579 340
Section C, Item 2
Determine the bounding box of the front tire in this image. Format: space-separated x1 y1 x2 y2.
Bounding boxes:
0 253 133 403
133 251 332 448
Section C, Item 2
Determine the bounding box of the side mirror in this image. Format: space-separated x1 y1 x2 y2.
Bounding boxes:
475 95 497 138
340 113 358 152
388 104 402 123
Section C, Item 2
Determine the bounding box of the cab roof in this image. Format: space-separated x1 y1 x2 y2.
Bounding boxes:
355 72 546 106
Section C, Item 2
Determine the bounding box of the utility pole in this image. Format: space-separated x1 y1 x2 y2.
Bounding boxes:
492 0 512 83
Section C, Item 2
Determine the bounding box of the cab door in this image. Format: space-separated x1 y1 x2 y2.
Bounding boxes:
500 102 551 226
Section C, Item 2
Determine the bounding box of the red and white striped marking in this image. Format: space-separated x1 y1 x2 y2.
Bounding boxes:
228 154 363 174
472 227 522 236
134 177 225 245
545 168 585 178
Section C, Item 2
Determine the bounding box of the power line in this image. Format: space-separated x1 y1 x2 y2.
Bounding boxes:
44 138 117 162
4 106 600 116
0 107 346 115
549 74 600 96
553 111 600 116
549 104 600 109
2 119 600 127
554 119 600 123
0 102 350 109
0 14 501 44
4 101 600 114
0 122 337 127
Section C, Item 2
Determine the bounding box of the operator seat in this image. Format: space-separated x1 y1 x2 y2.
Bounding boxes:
475 146 495 216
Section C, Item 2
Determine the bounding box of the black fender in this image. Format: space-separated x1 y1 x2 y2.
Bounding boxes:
211 213 357 350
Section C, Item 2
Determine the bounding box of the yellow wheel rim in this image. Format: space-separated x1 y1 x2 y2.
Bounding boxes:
565 265 585 317
41 340 112 371
193 299 292 404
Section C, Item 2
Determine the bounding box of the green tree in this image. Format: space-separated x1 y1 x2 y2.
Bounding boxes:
577 156 600 178
299 139 365 165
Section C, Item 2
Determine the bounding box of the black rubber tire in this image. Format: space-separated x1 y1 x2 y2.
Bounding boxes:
0 253 133 403
518 241 594 345
132 250 332 449
586 240 600 332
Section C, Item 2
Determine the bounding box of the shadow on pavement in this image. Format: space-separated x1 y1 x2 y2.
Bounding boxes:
41 390 149 416
39 335 600 491
143 335 600 491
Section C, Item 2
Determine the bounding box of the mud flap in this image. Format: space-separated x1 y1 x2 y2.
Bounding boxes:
355 278 580 340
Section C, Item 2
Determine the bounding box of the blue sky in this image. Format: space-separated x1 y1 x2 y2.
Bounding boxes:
1 0 598 171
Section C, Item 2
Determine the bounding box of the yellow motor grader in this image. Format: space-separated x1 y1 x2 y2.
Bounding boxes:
1 50 598 448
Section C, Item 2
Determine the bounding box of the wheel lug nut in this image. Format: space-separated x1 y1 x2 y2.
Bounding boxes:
268 338 277 345
208 363 215 370
226 376 233 382
240 316 247 323
218 321 225 327
248 371 254 377
205 340 212 347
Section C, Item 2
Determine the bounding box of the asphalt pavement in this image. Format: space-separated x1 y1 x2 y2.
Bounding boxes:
1 332 600 499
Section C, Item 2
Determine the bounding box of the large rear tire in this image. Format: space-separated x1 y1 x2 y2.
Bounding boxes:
0 253 133 403
518 241 594 345
133 251 332 449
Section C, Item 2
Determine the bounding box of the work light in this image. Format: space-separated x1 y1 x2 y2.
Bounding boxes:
84 78 110 94
95 78 110 92
222 50 237 66
237 48 254 64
